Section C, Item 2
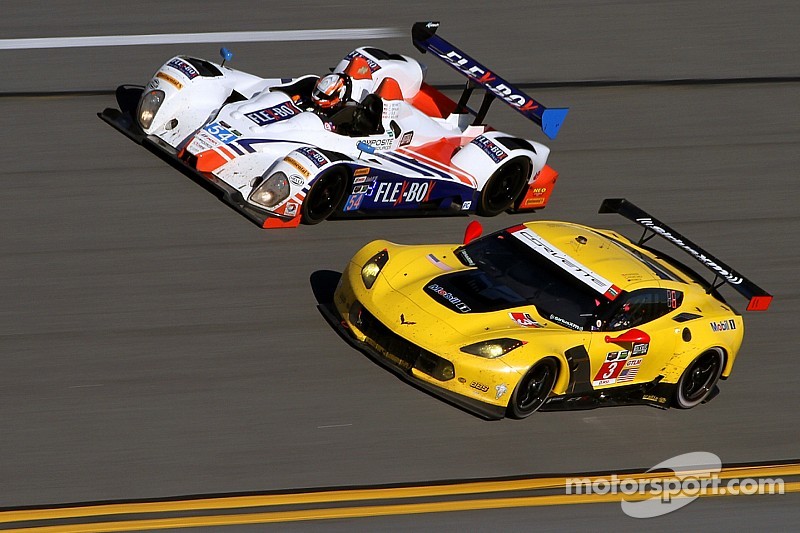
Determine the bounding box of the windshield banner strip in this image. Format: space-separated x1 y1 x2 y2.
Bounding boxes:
509 227 621 300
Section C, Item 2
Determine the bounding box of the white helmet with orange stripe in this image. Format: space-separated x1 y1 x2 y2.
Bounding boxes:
311 73 352 112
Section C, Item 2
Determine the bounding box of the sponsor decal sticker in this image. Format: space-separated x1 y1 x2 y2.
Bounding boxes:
400 131 414 146
284 202 298 217
642 394 667 404
156 71 182 89
635 218 745 285
550 314 583 331
509 312 544 328
358 137 393 151
352 184 370 194
632 342 649 355
245 101 302 126
427 283 471 313
283 156 309 178
470 381 490 393
710 319 736 332
471 135 508 163
167 58 199 79
354 167 370 177
432 47 543 118
296 146 328 168
288 175 304 187
344 50 381 72
511 228 620 300
374 180 434 205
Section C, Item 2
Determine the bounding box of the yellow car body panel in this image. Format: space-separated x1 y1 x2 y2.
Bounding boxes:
327 202 769 419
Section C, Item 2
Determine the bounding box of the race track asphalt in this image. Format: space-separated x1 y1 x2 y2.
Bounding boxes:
1 1 798 530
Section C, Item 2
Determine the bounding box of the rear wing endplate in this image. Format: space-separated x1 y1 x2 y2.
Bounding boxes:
412 21 568 140
599 198 772 311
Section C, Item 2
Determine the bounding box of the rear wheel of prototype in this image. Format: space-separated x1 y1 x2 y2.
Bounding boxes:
674 349 724 409
508 358 558 419
302 167 348 224
477 157 530 217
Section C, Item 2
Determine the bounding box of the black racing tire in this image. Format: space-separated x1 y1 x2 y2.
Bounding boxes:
477 157 531 217
301 166 348 225
674 348 725 409
507 358 558 419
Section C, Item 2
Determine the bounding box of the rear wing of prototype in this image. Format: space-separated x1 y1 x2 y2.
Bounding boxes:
599 198 772 311
412 21 568 140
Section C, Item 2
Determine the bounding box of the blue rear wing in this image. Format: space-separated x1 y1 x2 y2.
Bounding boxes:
412 21 568 140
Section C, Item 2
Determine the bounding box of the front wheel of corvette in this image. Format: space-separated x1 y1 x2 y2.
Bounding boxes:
302 167 348 224
477 157 530 217
674 348 724 409
508 358 558 419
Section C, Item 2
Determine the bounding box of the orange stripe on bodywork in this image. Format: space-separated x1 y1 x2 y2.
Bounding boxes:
194 149 229 173
397 142 476 187
262 215 301 229
409 82 458 118
515 165 559 211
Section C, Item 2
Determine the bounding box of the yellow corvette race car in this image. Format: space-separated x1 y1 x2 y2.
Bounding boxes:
320 199 772 419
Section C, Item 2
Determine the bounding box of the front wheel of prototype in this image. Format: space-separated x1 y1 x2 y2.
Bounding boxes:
508 358 558 419
674 349 724 409
302 167 348 224
477 157 530 217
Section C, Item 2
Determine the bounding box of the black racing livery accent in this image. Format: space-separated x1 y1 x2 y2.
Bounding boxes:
362 47 407 62
673 312 702 322
495 136 537 153
599 198 772 311
540 376 680 412
183 56 223 77
424 271 527 313
564 346 593 395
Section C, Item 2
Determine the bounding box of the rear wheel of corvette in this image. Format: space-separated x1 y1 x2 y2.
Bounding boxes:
477 157 530 217
302 167 348 224
674 348 724 409
508 358 558 419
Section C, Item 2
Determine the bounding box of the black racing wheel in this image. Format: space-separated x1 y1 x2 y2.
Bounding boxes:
301 166 348 224
477 157 530 217
508 358 558 419
674 349 724 409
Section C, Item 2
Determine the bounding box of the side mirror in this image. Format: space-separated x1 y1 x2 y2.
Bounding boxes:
463 220 483 245
220 47 233 66
605 328 650 344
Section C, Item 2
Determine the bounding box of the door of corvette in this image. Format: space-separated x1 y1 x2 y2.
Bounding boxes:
585 288 684 388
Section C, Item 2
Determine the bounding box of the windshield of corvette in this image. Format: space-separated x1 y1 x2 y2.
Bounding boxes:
455 231 610 330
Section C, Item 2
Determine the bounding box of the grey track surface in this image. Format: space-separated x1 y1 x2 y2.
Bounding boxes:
1 1 798 529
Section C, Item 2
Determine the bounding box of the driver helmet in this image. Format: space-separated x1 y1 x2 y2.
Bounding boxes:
311 73 351 111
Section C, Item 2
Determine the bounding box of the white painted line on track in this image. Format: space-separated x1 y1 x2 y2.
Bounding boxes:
0 28 403 50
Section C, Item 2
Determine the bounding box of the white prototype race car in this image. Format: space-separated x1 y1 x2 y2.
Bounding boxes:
100 21 569 228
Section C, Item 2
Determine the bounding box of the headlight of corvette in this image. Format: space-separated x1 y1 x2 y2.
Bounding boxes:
137 89 165 130
249 172 290 209
460 338 526 359
361 250 389 289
